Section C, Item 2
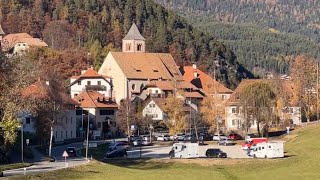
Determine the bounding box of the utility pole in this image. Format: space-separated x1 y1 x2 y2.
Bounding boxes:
126 79 130 142
214 62 220 140
86 112 90 160
317 61 319 121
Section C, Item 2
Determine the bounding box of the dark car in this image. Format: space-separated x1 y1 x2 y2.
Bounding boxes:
66 147 77 157
228 133 243 140
199 133 213 141
205 148 227 158
105 149 127 158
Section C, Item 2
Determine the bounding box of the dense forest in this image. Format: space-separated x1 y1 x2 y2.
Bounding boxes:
155 0 320 74
0 0 254 89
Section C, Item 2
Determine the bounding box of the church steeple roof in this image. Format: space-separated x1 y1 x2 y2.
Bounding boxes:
0 23 5 35
123 23 145 41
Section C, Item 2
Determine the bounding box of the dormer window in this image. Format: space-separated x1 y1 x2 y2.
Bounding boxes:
153 69 159 72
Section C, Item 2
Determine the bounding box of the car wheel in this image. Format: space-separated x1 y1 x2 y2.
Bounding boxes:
265 155 267 158
253 154 256 158
126 147 130 151
180 155 182 159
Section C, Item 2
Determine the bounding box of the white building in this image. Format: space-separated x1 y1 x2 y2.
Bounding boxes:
225 79 302 131
21 80 78 142
1 33 48 55
72 91 119 138
69 67 113 98
98 23 183 104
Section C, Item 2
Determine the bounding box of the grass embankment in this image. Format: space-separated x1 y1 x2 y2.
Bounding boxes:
0 163 32 172
7 124 320 180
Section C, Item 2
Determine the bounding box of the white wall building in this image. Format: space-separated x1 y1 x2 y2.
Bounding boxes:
69 67 113 98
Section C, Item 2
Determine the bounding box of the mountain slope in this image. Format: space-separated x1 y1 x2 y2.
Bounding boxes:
155 0 320 74
0 0 253 89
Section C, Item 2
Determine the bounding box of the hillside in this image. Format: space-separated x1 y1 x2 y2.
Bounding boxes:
155 0 320 73
0 0 254 89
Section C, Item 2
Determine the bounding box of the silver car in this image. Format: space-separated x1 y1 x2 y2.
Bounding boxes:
217 138 236 146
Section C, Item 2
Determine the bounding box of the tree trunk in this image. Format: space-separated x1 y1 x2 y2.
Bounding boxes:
48 126 53 157
257 121 261 137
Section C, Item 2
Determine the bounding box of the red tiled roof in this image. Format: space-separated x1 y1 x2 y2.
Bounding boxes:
21 80 78 105
73 91 118 108
182 91 204 98
69 68 111 86
182 66 233 94
2 33 48 51
109 52 182 80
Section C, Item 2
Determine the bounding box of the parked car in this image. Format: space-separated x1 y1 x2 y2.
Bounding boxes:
157 135 170 141
109 141 130 151
218 138 236 146
205 148 227 158
228 133 243 140
212 134 228 141
66 147 77 157
176 134 186 141
105 149 127 158
199 133 213 141
133 139 142 146
129 136 140 142
142 140 152 146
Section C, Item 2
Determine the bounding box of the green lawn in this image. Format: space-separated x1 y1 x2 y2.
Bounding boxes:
6 124 320 180
0 163 32 172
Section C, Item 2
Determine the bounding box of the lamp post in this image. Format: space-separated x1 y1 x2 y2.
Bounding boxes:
21 123 24 163
82 110 84 138
86 112 90 160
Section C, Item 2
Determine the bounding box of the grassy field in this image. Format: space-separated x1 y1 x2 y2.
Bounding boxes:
6 124 320 180
0 163 32 172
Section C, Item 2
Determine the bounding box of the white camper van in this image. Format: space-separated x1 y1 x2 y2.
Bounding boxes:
169 143 199 159
252 142 284 158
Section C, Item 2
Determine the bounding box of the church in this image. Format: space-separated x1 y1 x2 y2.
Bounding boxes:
98 23 183 104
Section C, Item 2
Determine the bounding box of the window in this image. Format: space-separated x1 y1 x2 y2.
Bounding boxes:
221 95 226 100
76 110 83 115
78 81 81 85
152 114 158 118
87 81 91 85
149 103 155 108
98 122 101 128
137 43 142 51
132 84 136 90
26 117 31 124
100 110 115 115
98 81 101 85
232 119 236 126
66 131 68 138
126 43 131 51
155 90 159 94
140 84 144 91
232 108 239 114
74 94 78 97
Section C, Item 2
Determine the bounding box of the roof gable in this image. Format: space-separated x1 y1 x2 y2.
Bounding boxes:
123 23 145 40
73 91 118 108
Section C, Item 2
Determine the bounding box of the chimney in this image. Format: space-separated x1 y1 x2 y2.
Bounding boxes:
46 81 50 85
81 70 86 74
192 63 197 70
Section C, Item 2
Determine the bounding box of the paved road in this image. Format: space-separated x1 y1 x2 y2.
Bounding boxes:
3 138 126 177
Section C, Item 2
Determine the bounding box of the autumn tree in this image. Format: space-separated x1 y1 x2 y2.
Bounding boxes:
163 94 186 137
240 82 276 137
290 55 318 122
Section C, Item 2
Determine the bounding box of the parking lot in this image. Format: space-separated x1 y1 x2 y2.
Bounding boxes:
127 142 249 159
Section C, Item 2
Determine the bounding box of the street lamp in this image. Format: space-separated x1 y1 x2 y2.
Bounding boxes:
18 122 24 163
85 111 90 160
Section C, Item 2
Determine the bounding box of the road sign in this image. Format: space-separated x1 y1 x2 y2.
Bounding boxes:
62 151 69 157
26 139 29 146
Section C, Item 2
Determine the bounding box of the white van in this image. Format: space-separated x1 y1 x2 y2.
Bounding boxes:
252 142 284 158
169 143 199 159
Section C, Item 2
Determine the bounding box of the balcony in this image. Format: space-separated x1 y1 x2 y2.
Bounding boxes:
84 85 107 91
